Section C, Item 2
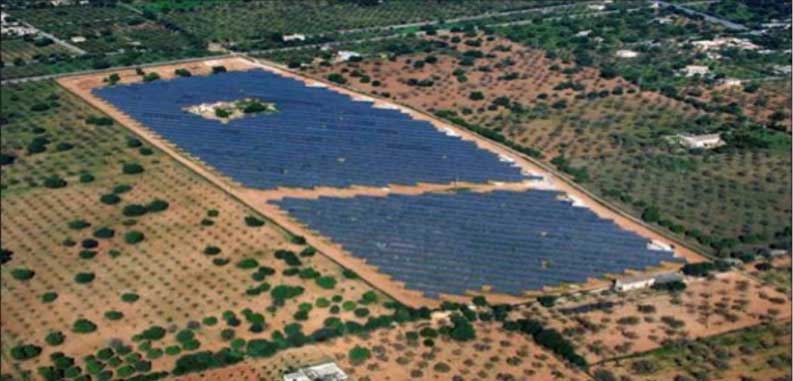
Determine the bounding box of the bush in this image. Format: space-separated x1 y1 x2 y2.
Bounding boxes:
212 65 227 74
237 258 259 269
290 235 306 245
74 272 95 284
86 116 113 126
41 292 58 303
140 326 166 341
94 227 115 239
124 231 145 244
204 246 222 255
316 276 337 289
11 268 35 281
174 68 192 77
142 73 160 82
122 163 144 174
45 331 65 346
100 194 121 205
68 219 91 230
348 345 370 364
82 238 99 249
327 73 347 84
72 319 98 333
43 176 67 189
244 216 265 227
537 295 557 307
105 311 124 320
469 91 485 100
121 292 140 303
146 199 169 212
682 262 715 277
10 344 42 360
79 173 95 183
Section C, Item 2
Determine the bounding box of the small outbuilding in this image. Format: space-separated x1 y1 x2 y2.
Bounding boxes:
283 362 348 381
613 272 683 292
683 65 710 77
283 34 306 42
675 133 725 149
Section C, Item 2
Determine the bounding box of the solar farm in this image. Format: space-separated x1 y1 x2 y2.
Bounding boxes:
59 57 692 305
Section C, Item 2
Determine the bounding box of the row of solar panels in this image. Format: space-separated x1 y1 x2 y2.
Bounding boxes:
95 70 527 190
272 190 682 298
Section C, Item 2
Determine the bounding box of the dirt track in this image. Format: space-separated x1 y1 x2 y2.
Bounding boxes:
57 56 707 308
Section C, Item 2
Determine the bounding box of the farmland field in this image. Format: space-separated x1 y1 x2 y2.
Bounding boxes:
306 28 792 257
0 79 394 380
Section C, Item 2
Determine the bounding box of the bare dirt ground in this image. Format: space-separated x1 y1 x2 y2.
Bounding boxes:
171 320 589 381
58 55 706 311
518 270 791 364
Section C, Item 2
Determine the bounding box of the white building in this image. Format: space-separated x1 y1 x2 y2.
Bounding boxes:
336 50 361 62
613 272 683 292
692 37 759 51
615 49 638 58
676 133 725 149
683 65 710 77
71 36 86 43
588 4 606 11
282 34 306 42
720 78 742 87
283 363 348 381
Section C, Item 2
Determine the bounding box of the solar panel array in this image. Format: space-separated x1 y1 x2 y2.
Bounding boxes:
272 190 683 298
93 70 525 190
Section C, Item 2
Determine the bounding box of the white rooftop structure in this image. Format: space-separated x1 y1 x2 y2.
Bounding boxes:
676 133 724 149
336 50 361 62
283 362 348 381
683 65 710 77
614 272 683 292
615 49 638 58
71 36 86 43
588 4 606 11
692 37 759 51
283 34 306 42
720 78 742 87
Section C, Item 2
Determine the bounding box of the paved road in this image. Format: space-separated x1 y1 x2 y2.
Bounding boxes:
654 0 749 31
16 18 87 55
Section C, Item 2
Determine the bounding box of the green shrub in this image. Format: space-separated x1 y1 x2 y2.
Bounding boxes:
41 292 58 303
342 269 358 279
348 345 370 364
94 227 115 238
139 147 154 156
122 163 144 174
203 246 221 255
68 219 91 230
299 247 316 257
237 258 259 269
79 173 95 183
244 216 265 227
327 73 347 84
146 199 169 212
316 276 337 289
174 68 192 77
11 268 35 281
142 73 160 82
211 65 226 74
124 231 145 244
113 184 133 194
79 250 97 259
140 326 166 341
105 310 124 320
10 344 42 360
100 194 121 205
123 204 148 217
45 331 65 346
74 272 95 284
72 319 98 333
86 116 113 126
43 176 67 189
121 292 139 303
290 235 306 245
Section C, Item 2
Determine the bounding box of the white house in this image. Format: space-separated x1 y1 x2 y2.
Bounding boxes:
720 78 742 87
692 37 759 51
283 363 348 381
588 4 606 11
613 272 683 292
615 49 638 58
336 51 361 62
683 65 710 77
676 133 725 149
71 36 86 43
282 34 306 42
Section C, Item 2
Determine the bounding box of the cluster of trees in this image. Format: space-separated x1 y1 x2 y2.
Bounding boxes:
503 318 587 368
550 155 590 182
434 109 542 158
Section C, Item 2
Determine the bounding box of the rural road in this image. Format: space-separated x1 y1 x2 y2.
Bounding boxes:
654 0 749 31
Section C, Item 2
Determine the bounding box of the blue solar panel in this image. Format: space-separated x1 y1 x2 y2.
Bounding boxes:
93 70 526 190
271 190 685 298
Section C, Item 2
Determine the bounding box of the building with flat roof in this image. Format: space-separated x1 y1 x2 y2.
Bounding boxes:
613 272 683 292
283 362 348 381
675 133 725 149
